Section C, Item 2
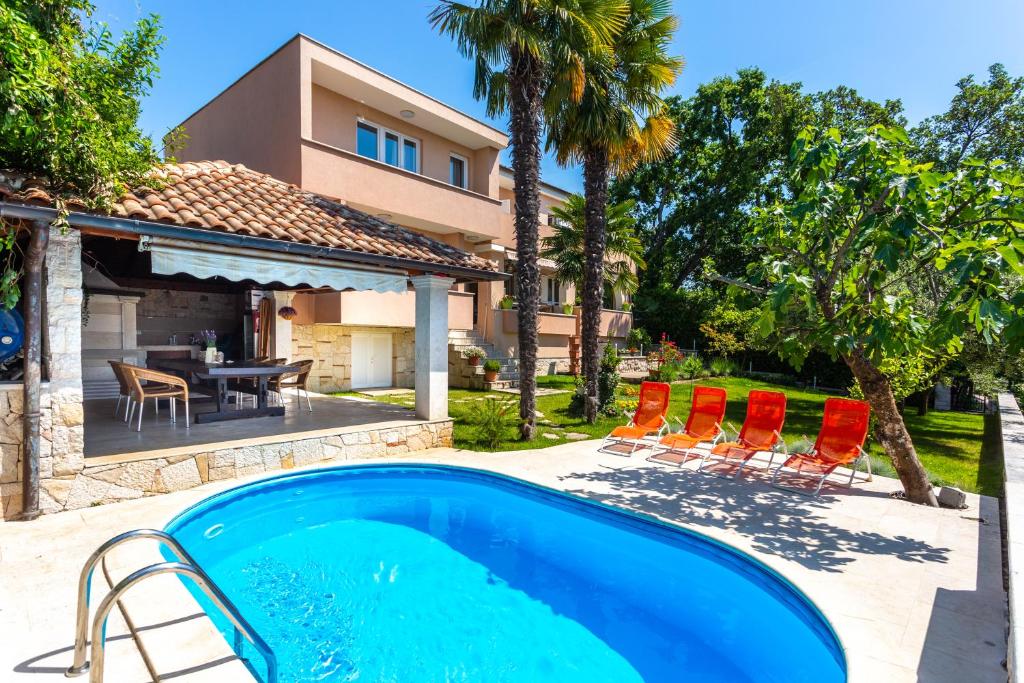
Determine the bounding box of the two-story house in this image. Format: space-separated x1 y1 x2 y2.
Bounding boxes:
171 34 632 391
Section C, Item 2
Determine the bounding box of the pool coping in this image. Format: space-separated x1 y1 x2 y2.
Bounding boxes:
161 460 852 681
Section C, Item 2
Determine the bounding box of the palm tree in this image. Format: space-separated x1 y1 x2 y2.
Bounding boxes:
542 194 646 298
546 0 681 422
430 0 626 439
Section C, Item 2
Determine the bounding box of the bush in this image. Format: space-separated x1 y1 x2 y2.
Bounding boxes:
471 397 517 448
483 359 501 373
568 374 586 417
709 357 738 377
598 343 621 416
681 355 704 381
626 328 651 351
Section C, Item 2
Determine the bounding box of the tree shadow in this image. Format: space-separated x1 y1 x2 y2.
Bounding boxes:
557 461 951 573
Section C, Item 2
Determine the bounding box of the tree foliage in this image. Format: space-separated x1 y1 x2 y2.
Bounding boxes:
741 124 1024 504
0 0 164 206
611 69 905 292
912 63 1024 170
0 0 164 308
541 193 646 295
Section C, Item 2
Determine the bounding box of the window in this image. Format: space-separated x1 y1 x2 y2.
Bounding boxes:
545 277 560 304
355 119 419 172
384 131 400 166
449 154 467 189
402 139 418 172
357 122 378 160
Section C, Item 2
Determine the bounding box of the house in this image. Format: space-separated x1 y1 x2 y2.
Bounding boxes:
169 34 633 391
0 161 503 518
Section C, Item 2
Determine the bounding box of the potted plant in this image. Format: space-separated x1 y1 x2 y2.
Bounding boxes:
561 303 574 315
499 294 515 310
199 329 217 363
621 302 632 312
483 359 501 382
462 346 486 366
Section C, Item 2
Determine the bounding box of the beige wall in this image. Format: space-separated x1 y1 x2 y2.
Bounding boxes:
310 86 498 197
300 141 504 239
172 39 303 184
292 324 414 393
291 290 473 330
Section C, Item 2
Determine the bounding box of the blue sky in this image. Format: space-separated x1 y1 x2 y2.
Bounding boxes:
93 0 1024 193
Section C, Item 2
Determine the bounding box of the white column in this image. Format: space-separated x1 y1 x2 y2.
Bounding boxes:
412 275 454 420
269 291 296 362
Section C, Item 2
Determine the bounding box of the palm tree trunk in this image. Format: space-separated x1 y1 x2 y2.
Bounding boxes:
508 46 544 440
582 145 609 422
843 349 937 506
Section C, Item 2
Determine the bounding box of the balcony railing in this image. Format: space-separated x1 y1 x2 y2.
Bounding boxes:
300 138 505 239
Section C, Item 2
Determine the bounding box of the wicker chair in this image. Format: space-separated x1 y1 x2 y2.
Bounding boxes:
269 360 314 411
107 360 133 421
123 365 190 431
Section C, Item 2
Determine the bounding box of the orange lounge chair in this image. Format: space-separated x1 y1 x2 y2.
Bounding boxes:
600 381 671 455
771 397 872 496
697 390 786 478
649 386 727 466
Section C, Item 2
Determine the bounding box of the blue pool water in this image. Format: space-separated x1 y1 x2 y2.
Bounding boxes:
165 465 846 682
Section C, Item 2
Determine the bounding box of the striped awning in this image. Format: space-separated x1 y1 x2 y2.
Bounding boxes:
141 236 408 293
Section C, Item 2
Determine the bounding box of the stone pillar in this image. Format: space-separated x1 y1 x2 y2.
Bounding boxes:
44 226 85 480
269 291 295 362
412 275 454 421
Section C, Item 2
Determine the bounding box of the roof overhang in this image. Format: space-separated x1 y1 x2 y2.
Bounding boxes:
0 201 508 283
305 36 508 152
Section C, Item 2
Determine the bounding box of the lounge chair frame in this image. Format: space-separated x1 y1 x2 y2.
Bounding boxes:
646 418 727 466
599 417 669 456
770 444 873 496
696 429 786 479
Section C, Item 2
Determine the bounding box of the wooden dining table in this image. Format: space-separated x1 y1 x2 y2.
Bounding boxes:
151 358 300 423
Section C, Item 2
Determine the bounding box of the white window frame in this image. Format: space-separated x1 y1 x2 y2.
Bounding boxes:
544 276 560 305
356 118 420 174
449 153 469 189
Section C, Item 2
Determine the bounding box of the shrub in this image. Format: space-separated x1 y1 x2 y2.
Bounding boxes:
483 359 501 373
471 397 517 449
709 357 738 377
561 303 574 315
626 328 651 351
462 346 486 360
681 355 704 382
568 374 586 417
598 343 621 416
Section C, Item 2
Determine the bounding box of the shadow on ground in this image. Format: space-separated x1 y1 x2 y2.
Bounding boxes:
558 460 951 573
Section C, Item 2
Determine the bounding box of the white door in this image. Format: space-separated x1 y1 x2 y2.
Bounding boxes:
351 333 393 389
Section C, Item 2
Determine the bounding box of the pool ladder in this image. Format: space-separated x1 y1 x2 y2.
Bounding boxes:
65 528 278 683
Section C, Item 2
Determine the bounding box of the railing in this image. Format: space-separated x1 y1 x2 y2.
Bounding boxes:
66 528 277 683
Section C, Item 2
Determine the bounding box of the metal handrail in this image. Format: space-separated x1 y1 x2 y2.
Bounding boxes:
65 529 277 683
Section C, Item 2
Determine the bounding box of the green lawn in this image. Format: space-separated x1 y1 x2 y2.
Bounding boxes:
349 375 1002 497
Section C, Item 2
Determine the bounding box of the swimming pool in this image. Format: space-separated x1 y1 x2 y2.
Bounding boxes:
165 464 846 682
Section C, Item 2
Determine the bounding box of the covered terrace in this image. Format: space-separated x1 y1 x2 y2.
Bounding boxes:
0 160 505 517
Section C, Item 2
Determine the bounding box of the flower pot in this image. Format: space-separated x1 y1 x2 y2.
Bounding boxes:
484 370 499 382
468 356 481 367
205 346 217 363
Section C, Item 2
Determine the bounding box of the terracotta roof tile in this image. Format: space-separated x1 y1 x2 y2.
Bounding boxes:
0 161 497 274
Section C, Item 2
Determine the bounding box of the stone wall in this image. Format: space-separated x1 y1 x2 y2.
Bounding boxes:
38 420 453 510
292 324 415 393
1 226 86 519
135 287 240 346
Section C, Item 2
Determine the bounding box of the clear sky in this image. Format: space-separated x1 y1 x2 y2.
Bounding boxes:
92 0 1024 193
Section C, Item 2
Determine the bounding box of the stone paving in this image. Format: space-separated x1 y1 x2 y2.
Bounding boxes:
0 440 1007 683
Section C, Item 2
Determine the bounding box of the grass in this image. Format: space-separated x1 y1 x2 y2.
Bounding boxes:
345 375 1002 497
